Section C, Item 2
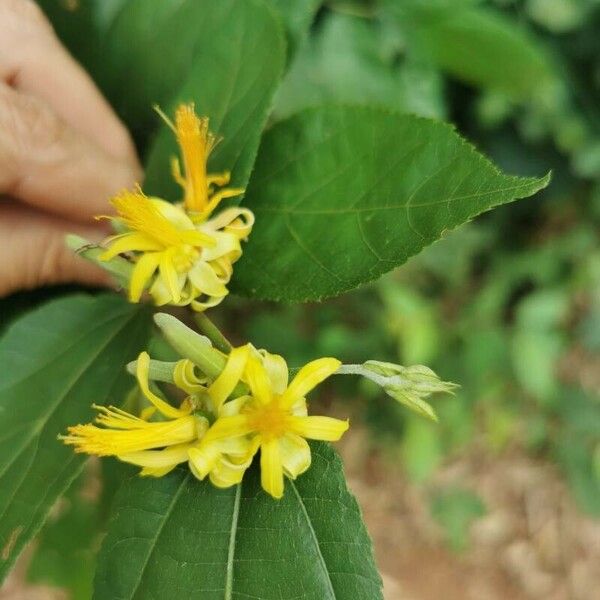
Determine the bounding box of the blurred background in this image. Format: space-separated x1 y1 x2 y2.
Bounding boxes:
2 0 600 599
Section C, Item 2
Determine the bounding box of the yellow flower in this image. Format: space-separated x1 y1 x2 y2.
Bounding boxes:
189 348 348 499
100 190 253 310
98 103 254 311
61 338 348 496
163 103 244 220
60 352 208 477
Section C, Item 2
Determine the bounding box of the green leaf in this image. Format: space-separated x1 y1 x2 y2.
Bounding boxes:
387 0 555 98
98 0 285 200
36 0 100 73
144 0 285 199
0 295 151 582
266 0 322 61
233 106 550 302
94 442 382 599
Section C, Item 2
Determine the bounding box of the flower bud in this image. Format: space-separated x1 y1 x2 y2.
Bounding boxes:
65 234 133 287
153 314 248 397
365 361 458 396
153 313 224 379
337 360 458 422
126 358 178 383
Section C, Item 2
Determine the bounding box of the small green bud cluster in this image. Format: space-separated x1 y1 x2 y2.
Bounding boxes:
337 361 458 422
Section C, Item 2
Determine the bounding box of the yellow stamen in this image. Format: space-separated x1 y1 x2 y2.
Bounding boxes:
174 103 217 213
61 408 198 456
110 190 212 248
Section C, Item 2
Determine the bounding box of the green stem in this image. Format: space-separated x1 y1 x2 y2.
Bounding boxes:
194 313 232 354
65 234 132 288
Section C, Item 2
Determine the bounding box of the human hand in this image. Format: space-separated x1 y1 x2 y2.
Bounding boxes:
0 0 140 298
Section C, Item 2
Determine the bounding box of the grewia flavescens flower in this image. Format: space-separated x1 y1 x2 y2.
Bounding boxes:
99 103 254 311
188 348 349 498
61 336 348 498
60 352 210 477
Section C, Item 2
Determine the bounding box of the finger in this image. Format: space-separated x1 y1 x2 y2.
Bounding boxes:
0 0 137 164
0 201 113 298
0 83 139 222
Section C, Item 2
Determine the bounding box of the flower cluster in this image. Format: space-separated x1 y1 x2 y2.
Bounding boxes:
62 331 348 499
64 103 455 500
99 104 253 311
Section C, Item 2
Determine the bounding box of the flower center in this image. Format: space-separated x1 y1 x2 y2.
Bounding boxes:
246 398 289 440
172 245 199 273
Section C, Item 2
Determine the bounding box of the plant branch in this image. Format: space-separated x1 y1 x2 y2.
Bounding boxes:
194 313 232 353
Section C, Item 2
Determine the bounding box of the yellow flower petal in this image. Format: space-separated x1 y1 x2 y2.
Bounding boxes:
100 232 162 260
210 256 234 282
279 433 311 479
129 252 161 302
140 465 178 477
280 357 341 408
173 359 207 395
159 249 181 302
150 198 195 230
136 351 190 419
260 437 284 499
205 207 255 239
259 351 288 395
208 345 250 413
208 453 253 488
189 294 225 313
287 415 349 441
219 395 252 417
245 356 272 406
188 260 228 297
118 443 191 469
188 431 257 481
204 187 244 215
148 277 180 306
199 231 239 262
188 444 220 480
219 434 259 458
203 415 254 444
290 397 308 417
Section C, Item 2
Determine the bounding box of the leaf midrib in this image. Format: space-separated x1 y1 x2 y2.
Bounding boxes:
128 473 189 600
252 180 546 215
224 483 242 600
290 479 337 599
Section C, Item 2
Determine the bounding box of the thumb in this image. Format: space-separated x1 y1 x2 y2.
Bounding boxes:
0 201 114 297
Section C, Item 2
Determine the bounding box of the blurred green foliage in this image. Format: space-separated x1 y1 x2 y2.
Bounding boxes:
430 487 487 553
27 469 99 600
